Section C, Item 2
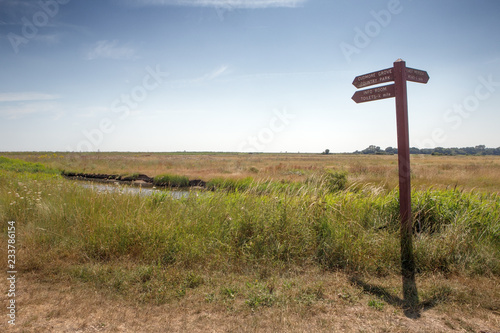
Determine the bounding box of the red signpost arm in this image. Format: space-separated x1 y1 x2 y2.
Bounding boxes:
393 59 418 306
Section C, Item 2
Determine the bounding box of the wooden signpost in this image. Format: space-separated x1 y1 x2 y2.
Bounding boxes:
352 59 429 306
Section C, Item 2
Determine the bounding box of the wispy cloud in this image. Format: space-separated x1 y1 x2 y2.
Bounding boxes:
212 69 340 84
485 57 500 64
167 65 229 88
0 92 59 103
0 92 62 119
86 40 138 60
130 0 307 8
193 65 229 82
0 101 63 120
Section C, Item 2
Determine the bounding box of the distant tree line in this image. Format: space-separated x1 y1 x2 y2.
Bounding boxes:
353 145 500 156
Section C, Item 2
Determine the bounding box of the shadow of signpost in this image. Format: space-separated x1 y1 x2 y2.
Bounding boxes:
349 276 448 319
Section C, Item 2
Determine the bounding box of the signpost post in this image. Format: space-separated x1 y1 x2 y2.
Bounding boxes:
352 59 429 307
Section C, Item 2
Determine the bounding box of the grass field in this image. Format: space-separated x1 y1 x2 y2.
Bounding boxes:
3 151 500 193
1 152 499 332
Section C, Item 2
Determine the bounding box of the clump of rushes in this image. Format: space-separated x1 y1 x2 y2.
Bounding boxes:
249 166 259 173
323 169 348 192
153 174 189 187
309 169 348 192
206 177 254 192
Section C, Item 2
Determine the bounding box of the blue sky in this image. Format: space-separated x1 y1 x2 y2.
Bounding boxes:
1 0 499 152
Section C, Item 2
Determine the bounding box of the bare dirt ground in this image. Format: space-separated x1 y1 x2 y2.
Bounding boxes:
3 272 499 333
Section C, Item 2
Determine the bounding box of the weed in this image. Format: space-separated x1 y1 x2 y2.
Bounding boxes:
205 292 216 303
183 272 204 289
220 286 238 299
296 283 324 306
368 299 385 311
245 282 277 308
175 288 186 298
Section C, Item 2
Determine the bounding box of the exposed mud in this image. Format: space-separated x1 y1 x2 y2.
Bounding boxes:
62 171 206 188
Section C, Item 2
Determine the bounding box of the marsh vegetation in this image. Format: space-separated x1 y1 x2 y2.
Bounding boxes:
1 152 499 332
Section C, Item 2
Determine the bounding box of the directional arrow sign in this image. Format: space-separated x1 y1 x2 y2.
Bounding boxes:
406 67 429 84
352 67 394 88
351 83 396 103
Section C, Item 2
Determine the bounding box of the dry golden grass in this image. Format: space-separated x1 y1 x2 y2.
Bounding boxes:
3 152 500 192
2 268 499 333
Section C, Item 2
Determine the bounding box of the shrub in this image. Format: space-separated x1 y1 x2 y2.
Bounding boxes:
249 166 259 173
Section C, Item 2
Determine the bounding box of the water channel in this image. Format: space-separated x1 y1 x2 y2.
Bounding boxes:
80 182 191 199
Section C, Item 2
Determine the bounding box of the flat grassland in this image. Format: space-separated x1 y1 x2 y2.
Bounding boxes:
1 152 499 332
4 151 500 192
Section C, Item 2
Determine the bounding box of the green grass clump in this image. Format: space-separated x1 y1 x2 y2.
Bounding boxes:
245 281 277 308
0 156 59 174
323 169 348 192
206 171 347 195
303 170 348 194
206 177 254 192
153 174 189 187
368 299 385 311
